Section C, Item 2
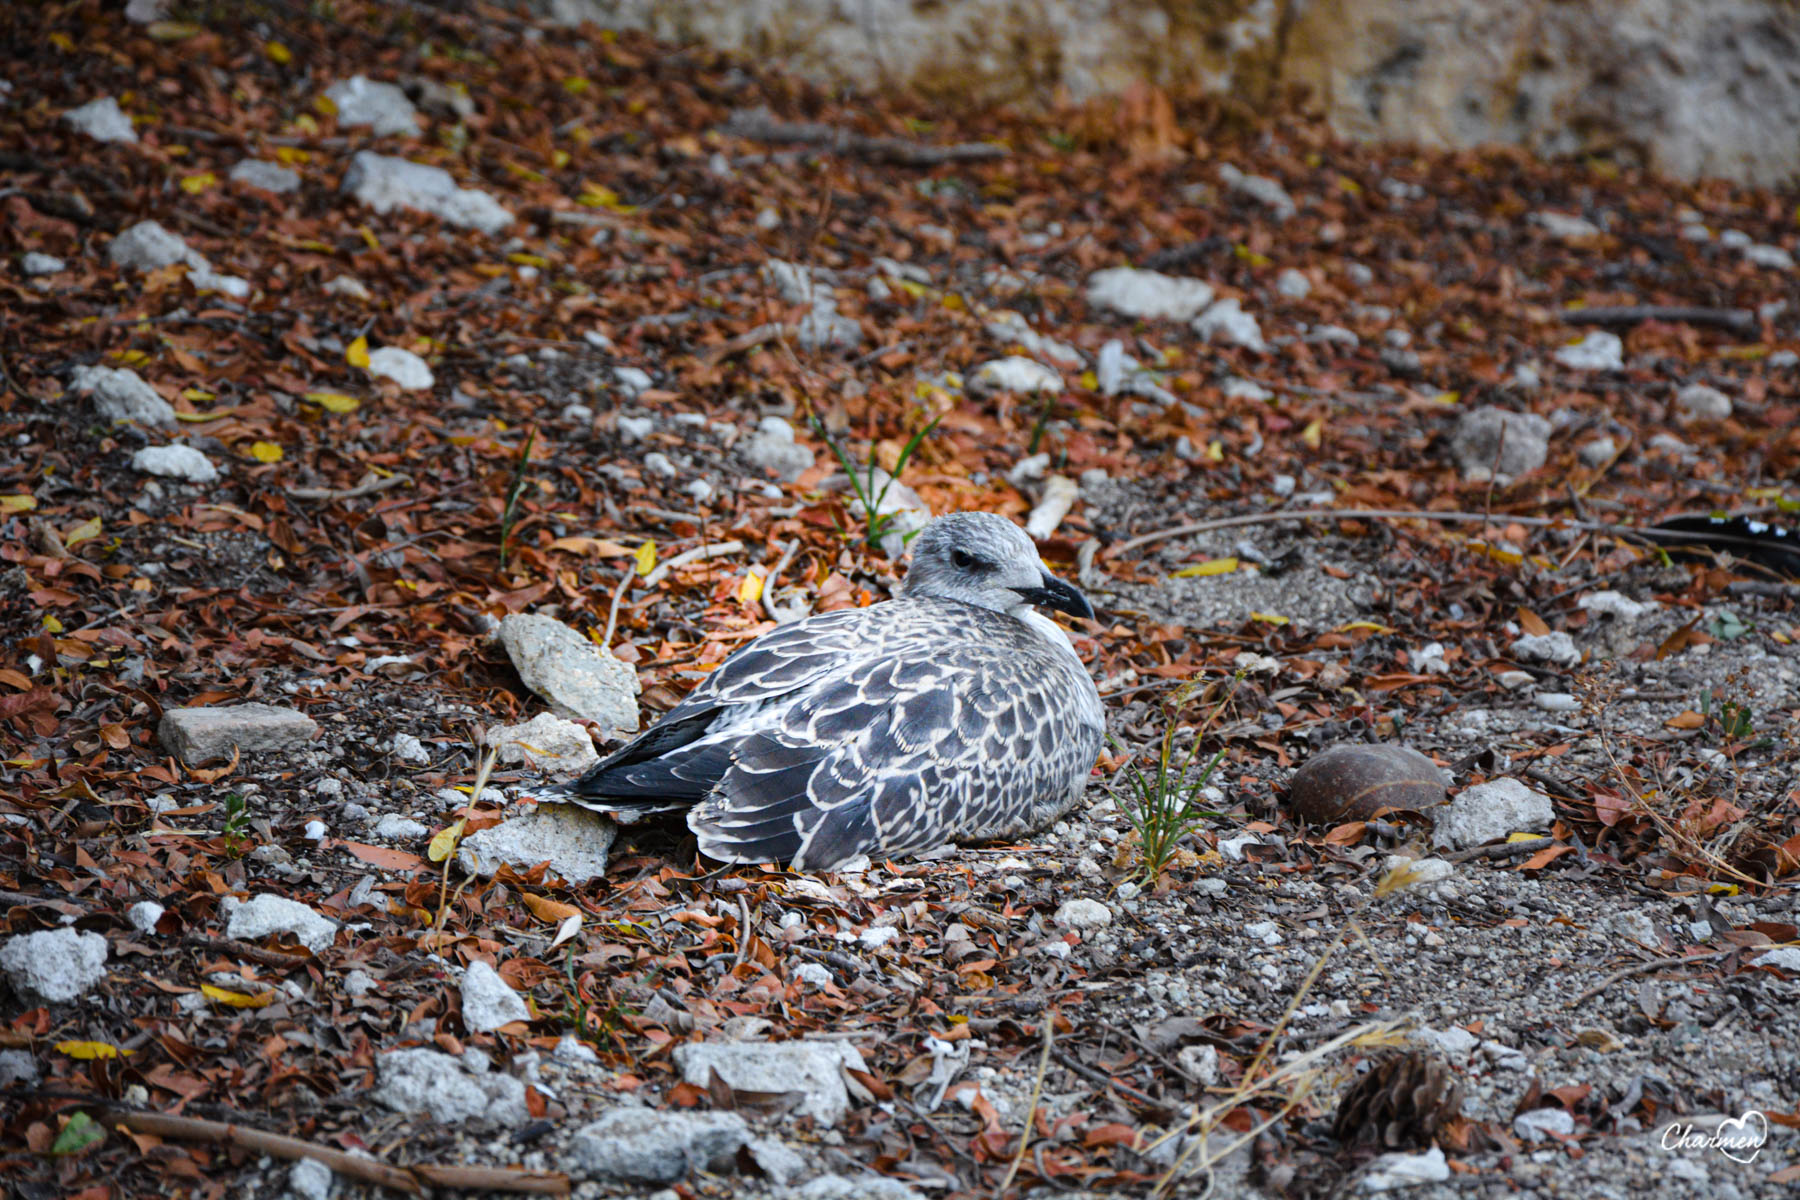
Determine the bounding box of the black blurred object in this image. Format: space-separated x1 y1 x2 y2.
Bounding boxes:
1648 514 1800 577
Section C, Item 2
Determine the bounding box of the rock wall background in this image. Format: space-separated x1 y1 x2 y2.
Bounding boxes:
546 0 1800 185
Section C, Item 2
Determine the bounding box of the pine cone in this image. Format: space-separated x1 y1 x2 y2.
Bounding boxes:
1332 1050 1464 1152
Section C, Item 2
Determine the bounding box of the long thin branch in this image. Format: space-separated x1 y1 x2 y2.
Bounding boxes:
1106 507 1781 559
107 1109 570 1194
721 107 1007 166
1559 305 1757 336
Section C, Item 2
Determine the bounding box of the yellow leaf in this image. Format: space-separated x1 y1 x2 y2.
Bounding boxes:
250 441 284 463
146 20 202 39
265 40 292 64
1205 439 1223 462
1171 557 1238 579
551 150 570 169
110 348 151 367
1707 883 1739 896
274 146 311 166
346 336 370 369
201 983 275 1008
738 572 764 605
303 391 361 414
1301 419 1323 449
508 253 548 267
176 408 238 423
1337 621 1393 633
563 76 591 94
427 818 466 863
180 172 217 195
1506 832 1545 843
0 495 36 514
1249 612 1290 625
42 615 63 633
1432 391 1461 406
634 540 657 576
56 1041 131 1060
1078 370 1099 391
49 31 75 51
503 161 546 182
180 387 215 402
314 94 338 118
64 516 102 548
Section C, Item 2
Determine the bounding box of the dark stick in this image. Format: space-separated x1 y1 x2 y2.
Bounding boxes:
1560 306 1757 337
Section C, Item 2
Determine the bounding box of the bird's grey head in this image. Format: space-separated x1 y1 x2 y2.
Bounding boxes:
899 512 1094 623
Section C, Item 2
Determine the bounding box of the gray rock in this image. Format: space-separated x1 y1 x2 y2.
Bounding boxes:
324 76 420 137
1553 331 1624 371
1513 631 1581 667
1744 243 1795 270
372 1047 527 1124
1531 211 1601 240
1192 298 1266 350
566 1107 748 1183
389 732 431 764
1219 163 1296 219
642 451 677 478
287 1157 334 1200
1753 946 1800 971
229 159 301 194
0 1048 39 1087
226 894 337 953
22 252 65 276
341 151 513 235
1430 778 1555 851
127 901 165 934
1514 1107 1576 1141
747 1137 807 1185
457 803 617 885
132 444 219 483
461 961 529 1033
71 364 176 426
371 814 428 841
793 300 861 352
1361 1146 1448 1191
500 614 639 737
366 347 434 390
742 416 815 482
968 356 1062 396
0 928 109 1005
672 1040 867 1127
486 712 599 773
1450 407 1551 479
791 1175 927 1200
107 221 251 298
1534 692 1581 713
554 1034 600 1064
1052 898 1112 931
1085 267 1215 322
63 96 136 143
158 703 319 761
1275 268 1311 298
1674 383 1732 425
1578 436 1617 466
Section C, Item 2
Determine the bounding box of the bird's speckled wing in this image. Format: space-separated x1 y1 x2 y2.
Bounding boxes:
686 606 1104 869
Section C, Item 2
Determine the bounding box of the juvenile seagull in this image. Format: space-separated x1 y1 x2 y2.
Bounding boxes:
533 512 1104 870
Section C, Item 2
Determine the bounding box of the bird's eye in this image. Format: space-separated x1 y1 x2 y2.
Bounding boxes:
951 549 975 569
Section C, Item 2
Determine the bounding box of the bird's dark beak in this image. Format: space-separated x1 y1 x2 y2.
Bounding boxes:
1012 570 1095 623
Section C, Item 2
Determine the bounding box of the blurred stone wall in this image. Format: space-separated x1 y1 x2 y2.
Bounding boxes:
545 0 1800 185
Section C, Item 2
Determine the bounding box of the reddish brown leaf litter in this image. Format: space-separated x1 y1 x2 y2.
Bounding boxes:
2 1 1799 1198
